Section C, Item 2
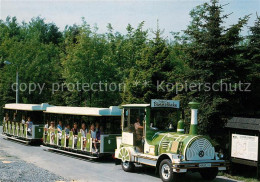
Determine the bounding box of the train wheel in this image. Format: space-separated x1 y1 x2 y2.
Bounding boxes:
200 167 218 180
121 161 135 172
159 159 174 182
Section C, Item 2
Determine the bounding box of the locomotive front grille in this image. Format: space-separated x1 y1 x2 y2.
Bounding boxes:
186 138 215 161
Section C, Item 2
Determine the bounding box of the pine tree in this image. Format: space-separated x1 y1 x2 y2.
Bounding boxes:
180 0 249 141
242 16 260 116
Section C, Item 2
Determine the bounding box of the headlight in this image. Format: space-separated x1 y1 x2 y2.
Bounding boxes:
215 152 224 159
178 154 184 161
218 153 224 159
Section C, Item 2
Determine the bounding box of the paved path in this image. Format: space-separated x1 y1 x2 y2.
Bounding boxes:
0 127 238 182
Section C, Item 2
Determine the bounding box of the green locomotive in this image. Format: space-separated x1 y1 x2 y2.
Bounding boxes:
115 100 226 182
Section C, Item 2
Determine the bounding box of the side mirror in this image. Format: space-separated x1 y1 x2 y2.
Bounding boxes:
150 123 158 131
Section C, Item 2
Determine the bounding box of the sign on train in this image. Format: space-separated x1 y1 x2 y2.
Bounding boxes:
151 99 180 108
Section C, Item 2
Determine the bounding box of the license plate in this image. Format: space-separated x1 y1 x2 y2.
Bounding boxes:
199 163 211 168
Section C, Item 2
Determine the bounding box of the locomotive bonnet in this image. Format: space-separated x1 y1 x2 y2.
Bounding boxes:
158 102 215 161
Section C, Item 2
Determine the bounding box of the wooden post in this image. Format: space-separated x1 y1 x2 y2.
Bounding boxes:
257 132 260 179
228 129 233 175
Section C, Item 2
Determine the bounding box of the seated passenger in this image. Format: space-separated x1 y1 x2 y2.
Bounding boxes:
12 113 17 134
96 125 104 142
64 124 70 147
49 121 55 130
57 121 63 133
80 123 88 148
26 117 33 136
4 113 9 125
3 113 9 123
21 115 26 124
80 123 88 137
95 122 100 139
65 124 70 135
48 121 55 143
13 113 17 122
44 121 49 132
3 113 9 132
90 124 98 153
90 124 96 139
95 122 100 132
71 123 78 135
43 121 49 141
71 123 78 147
57 121 63 140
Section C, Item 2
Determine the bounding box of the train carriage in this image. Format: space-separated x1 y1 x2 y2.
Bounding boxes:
115 100 227 182
42 105 122 158
2 103 52 144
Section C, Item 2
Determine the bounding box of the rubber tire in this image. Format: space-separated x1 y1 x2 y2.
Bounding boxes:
121 161 135 172
200 167 218 181
159 159 175 182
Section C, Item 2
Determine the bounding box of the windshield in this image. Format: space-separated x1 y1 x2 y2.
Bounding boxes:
150 108 178 131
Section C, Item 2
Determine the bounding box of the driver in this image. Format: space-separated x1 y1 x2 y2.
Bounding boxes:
134 117 143 142
134 117 143 130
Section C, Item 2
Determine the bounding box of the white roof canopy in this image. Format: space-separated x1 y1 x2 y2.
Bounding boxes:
122 104 150 108
44 106 122 116
4 103 52 111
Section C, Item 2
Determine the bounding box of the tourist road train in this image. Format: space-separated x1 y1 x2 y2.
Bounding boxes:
1 99 226 182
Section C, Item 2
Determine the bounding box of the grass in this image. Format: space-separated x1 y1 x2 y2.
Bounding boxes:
218 168 259 182
222 173 258 182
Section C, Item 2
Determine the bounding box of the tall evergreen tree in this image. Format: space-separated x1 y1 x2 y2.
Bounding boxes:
242 16 260 117
179 0 249 141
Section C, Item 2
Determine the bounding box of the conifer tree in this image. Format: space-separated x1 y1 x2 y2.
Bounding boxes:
180 0 249 139
242 16 260 116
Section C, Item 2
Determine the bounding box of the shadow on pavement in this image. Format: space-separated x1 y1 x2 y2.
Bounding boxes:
45 149 116 163
133 165 238 182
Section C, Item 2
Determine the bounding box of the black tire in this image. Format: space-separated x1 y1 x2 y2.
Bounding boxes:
159 159 175 182
200 167 218 181
121 161 135 172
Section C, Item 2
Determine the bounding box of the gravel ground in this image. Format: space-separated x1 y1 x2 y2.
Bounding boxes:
0 149 67 182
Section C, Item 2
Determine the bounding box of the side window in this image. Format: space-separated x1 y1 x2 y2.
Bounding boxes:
123 109 132 132
123 108 146 132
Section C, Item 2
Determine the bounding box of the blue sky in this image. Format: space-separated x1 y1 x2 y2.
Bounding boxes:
0 0 259 37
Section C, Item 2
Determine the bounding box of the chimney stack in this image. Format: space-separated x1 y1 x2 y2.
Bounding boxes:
189 102 200 135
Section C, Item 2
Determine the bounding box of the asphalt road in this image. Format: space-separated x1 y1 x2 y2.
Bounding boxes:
0 127 239 182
